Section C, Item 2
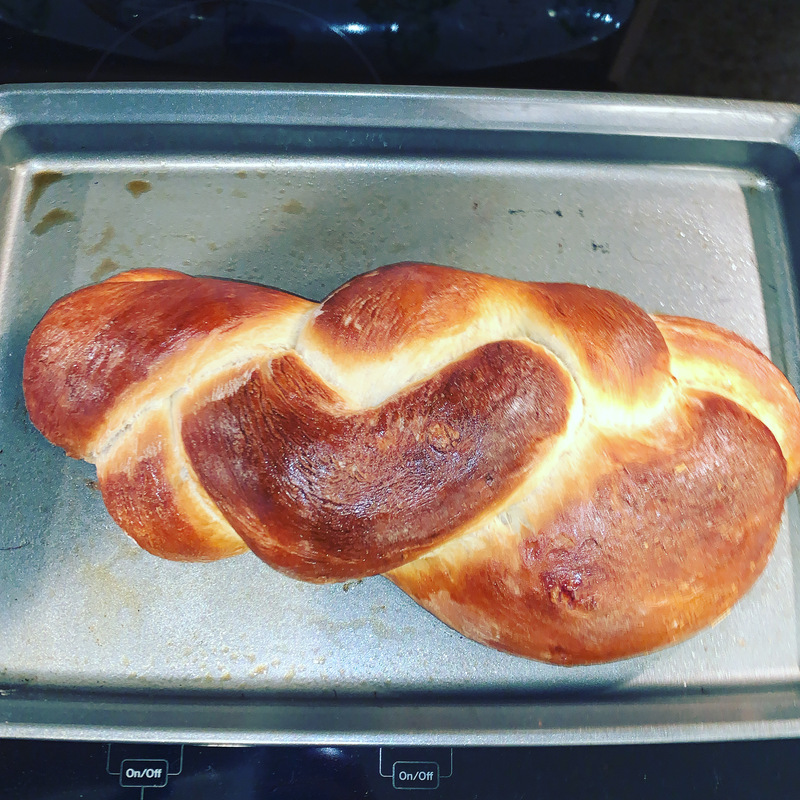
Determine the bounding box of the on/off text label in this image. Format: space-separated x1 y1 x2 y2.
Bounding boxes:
393 761 440 790
119 759 169 788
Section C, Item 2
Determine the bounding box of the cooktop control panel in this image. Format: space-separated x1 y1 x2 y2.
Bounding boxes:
2 739 800 798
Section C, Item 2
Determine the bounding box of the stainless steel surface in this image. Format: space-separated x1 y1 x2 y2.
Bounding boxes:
2 84 800 744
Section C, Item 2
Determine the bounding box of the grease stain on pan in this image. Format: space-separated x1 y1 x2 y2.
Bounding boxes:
25 171 64 220
92 258 121 282
281 199 305 214
85 224 116 255
77 560 144 638
32 209 75 235
126 180 152 198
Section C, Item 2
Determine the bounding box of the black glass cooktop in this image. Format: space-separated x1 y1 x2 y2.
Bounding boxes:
2 739 800 799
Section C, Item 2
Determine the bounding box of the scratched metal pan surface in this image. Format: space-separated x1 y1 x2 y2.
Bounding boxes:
2 85 800 745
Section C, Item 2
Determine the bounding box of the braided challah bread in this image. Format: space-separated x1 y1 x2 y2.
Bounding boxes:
23 263 800 665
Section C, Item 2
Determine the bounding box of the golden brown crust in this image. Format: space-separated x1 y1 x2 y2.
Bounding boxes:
22 262 800 664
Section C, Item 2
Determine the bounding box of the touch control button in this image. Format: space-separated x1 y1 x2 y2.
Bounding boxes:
392 761 440 790
379 747 453 791
119 759 169 788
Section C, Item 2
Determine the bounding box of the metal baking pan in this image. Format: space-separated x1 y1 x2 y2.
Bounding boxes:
2 84 800 746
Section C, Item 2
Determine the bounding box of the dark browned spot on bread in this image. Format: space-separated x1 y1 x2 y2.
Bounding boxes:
392 394 785 664
182 340 573 581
